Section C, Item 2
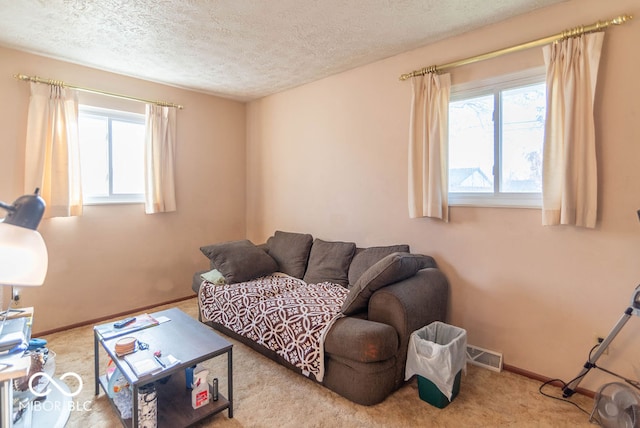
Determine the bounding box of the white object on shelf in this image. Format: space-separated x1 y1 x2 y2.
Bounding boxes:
191 369 210 409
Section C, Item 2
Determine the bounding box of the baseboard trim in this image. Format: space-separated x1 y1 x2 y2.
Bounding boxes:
33 294 197 336
503 363 595 398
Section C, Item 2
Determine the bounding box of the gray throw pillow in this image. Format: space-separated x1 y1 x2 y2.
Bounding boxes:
341 252 436 315
303 238 356 287
348 244 410 285
266 231 313 278
200 239 277 284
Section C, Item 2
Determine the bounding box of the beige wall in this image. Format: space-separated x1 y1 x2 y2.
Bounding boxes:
0 47 247 333
247 0 640 390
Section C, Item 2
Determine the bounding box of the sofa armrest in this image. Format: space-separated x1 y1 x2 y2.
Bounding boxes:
367 268 449 385
369 268 448 337
325 317 398 363
192 270 208 295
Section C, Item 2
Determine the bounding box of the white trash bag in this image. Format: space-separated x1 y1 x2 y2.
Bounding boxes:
405 321 467 400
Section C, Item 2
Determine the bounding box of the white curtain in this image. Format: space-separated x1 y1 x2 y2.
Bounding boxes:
408 73 451 221
542 33 604 228
24 83 83 218
144 104 177 214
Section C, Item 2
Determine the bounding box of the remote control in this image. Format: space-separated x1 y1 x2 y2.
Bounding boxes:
114 317 136 329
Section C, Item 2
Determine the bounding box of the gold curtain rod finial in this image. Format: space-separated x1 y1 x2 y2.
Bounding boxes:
15 73 37 83
612 14 633 25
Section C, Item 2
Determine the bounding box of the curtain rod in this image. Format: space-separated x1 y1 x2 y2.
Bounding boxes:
399 14 633 81
14 73 184 109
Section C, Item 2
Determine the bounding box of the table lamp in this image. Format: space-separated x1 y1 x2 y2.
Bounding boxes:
0 189 48 310
0 189 47 428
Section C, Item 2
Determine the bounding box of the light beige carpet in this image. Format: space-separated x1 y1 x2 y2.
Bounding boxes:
39 298 594 427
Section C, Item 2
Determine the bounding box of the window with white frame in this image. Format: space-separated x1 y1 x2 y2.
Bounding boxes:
448 68 546 208
78 106 145 204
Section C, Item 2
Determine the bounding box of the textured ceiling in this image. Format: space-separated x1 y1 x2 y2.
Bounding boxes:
0 0 566 101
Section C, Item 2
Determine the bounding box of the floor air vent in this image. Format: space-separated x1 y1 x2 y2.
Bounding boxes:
466 344 503 372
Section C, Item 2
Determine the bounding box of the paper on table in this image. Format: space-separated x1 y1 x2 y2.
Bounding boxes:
157 354 180 368
124 350 163 377
96 313 160 340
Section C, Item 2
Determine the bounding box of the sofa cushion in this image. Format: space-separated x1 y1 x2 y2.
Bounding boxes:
341 252 436 315
348 245 410 285
303 238 356 287
209 242 269 270
200 240 278 284
266 231 313 279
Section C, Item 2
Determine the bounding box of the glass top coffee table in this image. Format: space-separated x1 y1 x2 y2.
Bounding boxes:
93 307 233 427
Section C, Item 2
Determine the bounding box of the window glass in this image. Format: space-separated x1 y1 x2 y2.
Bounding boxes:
78 115 109 197
111 120 145 195
449 94 494 193
448 70 545 208
78 106 145 204
500 83 546 193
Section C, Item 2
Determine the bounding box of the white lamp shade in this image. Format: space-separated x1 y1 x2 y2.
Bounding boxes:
0 222 48 286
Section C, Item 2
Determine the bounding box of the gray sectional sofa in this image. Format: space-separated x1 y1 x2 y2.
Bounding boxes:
192 231 449 405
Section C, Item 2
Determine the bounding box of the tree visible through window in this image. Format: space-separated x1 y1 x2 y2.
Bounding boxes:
78 106 145 204
448 71 546 207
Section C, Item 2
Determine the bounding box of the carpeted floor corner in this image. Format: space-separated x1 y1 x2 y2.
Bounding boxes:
40 298 594 427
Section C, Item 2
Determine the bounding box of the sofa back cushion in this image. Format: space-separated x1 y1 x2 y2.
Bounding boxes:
303 238 356 287
200 239 278 284
266 231 313 279
341 252 436 315
348 244 410 285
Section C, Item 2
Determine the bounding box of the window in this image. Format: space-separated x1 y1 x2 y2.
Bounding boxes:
448 69 546 208
78 106 145 204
